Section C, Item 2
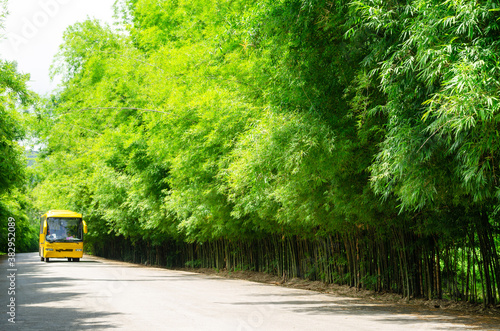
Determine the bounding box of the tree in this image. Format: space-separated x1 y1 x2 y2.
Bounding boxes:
0 2 38 253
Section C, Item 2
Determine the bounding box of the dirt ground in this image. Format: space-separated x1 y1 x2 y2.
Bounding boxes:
180 267 500 320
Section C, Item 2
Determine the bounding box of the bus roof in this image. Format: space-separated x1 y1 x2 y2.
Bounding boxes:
44 210 82 218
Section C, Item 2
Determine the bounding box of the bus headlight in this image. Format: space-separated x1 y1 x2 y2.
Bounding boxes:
75 249 83 252
45 248 53 251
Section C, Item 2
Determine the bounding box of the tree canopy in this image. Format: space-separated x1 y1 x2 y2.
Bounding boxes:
0 0 38 252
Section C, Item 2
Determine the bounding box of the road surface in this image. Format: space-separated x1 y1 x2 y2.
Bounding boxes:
1 252 499 330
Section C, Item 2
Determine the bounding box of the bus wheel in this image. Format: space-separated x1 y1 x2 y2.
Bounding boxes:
74 258 80 262
68 258 72 262
45 258 50 262
41 257 44 261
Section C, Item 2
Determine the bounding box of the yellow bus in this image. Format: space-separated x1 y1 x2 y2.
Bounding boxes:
39 210 88 262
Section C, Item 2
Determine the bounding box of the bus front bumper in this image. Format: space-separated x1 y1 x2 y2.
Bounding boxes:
42 242 84 258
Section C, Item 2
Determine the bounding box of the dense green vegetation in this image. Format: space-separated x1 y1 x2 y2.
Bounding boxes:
0 0 38 253
4 0 500 305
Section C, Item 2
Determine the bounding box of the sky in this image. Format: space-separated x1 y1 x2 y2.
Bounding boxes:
0 0 117 95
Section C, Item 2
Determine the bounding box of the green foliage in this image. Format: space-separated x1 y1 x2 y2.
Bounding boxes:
0 6 38 252
51 19 124 82
0 61 31 194
0 191 39 253
349 0 500 211
225 110 336 232
185 259 202 268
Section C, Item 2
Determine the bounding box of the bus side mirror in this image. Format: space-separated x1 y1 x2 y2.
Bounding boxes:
83 220 88 234
43 220 47 235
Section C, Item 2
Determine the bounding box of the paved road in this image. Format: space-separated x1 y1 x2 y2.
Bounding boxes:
1 253 499 330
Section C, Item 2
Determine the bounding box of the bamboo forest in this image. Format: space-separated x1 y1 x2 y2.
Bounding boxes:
1 0 500 306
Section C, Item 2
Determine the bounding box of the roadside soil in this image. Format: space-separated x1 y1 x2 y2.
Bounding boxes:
179 267 500 320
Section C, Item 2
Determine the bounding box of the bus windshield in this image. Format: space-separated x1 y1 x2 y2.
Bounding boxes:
46 217 83 243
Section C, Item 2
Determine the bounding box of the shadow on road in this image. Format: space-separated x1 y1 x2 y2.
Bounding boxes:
227 292 500 330
42 259 99 264
1 253 123 330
